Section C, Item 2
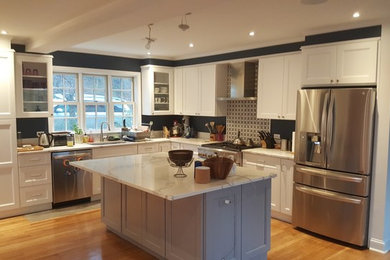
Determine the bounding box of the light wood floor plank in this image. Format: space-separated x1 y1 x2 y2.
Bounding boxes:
0 209 389 259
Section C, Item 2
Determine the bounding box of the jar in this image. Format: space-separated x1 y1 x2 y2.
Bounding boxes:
67 134 74 147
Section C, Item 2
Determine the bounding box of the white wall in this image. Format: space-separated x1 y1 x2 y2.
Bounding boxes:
369 17 390 253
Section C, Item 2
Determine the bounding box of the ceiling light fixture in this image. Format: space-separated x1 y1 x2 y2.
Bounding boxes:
189 43 194 48
249 31 255 37
147 51 151 55
1 30 7 35
353 11 360 18
178 12 191 31
300 0 327 4
145 23 156 50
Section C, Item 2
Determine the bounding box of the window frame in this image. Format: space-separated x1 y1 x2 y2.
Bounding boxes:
50 66 141 133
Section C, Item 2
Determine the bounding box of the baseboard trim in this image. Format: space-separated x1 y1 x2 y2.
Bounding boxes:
369 238 390 253
0 203 52 219
271 210 292 223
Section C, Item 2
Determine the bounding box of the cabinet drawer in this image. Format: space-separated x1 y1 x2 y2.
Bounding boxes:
158 142 171 152
20 184 52 207
18 152 50 167
137 143 159 154
180 143 199 153
19 164 51 187
93 145 138 159
243 153 280 169
170 142 181 150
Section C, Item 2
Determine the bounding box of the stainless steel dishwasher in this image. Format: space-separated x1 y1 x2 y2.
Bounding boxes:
52 150 92 205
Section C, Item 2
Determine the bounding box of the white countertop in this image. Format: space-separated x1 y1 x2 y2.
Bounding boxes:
71 152 275 201
17 137 212 155
242 148 295 160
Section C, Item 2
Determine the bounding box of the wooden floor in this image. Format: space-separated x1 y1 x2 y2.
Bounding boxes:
0 208 389 260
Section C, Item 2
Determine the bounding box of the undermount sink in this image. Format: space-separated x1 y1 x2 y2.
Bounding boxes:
88 140 126 145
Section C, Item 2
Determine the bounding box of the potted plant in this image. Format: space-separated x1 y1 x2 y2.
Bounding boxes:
73 125 84 144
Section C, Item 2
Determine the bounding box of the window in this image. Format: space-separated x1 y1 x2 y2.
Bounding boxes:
51 67 141 133
53 73 78 131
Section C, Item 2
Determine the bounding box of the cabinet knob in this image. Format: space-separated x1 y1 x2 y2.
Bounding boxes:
336 79 339 83
330 79 333 83
278 115 281 118
224 199 231 205
282 116 285 118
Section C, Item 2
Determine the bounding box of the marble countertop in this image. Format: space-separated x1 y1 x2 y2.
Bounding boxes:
71 152 275 201
242 148 295 160
17 137 212 155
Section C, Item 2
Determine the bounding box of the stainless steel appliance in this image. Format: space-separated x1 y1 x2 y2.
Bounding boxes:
51 131 70 146
292 87 375 246
38 132 53 148
52 150 92 205
198 142 260 166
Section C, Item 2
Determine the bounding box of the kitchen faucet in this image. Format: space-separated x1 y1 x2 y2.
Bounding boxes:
100 122 111 142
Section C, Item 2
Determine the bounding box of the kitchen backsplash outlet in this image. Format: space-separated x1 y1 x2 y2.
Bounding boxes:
226 100 270 142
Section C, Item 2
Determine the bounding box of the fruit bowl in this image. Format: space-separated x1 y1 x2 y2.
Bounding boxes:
167 150 194 177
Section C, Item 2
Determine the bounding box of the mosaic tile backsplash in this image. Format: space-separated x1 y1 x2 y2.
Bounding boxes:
226 100 270 142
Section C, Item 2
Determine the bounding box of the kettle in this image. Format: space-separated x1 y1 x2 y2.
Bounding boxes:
38 132 53 148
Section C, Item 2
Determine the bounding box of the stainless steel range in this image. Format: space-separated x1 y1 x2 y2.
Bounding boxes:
198 142 260 166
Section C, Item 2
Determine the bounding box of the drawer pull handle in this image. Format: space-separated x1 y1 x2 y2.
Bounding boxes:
31 193 42 197
30 173 42 177
224 200 231 205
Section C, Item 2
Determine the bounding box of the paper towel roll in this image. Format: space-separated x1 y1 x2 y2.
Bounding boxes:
292 131 295 153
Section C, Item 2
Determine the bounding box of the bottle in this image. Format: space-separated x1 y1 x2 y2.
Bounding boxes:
83 134 89 143
67 134 74 147
17 132 23 147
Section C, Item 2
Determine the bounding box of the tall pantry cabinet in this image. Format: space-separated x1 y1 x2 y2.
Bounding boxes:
0 44 19 214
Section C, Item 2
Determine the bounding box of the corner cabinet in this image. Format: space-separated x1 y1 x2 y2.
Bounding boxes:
301 38 378 86
15 53 53 118
180 64 227 116
141 65 174 115
257 52 301 120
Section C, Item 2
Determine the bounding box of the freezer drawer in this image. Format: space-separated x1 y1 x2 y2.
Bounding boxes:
292 183 368 246
294 165 370 197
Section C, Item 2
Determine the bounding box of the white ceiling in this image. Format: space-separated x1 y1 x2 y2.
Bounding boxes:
1 0 390 60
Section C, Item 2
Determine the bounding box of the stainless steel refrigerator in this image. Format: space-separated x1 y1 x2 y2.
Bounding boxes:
292 87 375 246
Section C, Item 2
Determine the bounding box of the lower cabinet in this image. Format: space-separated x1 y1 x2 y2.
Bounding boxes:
158 142 172 152
102 177 271 259
137 143 159 154
243 153 294 223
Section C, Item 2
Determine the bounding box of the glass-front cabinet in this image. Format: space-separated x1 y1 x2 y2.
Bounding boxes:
15 53 53 118
141 65 173 115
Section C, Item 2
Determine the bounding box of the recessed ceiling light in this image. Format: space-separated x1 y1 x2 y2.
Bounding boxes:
189 43 194 48
353 11 360 18
301 0 327 4
1 30 7 35
249 31 255 37
147 51 151 55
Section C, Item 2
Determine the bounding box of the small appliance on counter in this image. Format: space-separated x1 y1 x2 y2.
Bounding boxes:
51 131 71 146
38 132 53 148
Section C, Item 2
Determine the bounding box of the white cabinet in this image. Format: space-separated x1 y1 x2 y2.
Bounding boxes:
243 153 294 222
158 142 171 152
15 53 53 118
141 65 174 115
301 39 378 86
0 49 15 118
170 142 199 153
18 152 52 207
0 119 19 212
137 143 159 154
173 67 183 115
257 52 301 120
182 64 227 116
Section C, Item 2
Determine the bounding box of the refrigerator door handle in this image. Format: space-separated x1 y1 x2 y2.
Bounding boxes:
321 92 330 152
326 94 335 160
295 185 362 204
295 166 364 183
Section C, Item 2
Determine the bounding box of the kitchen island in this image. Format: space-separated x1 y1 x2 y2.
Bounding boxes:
71 152 274 260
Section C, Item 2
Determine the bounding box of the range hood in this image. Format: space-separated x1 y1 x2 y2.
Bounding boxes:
217 62 257 101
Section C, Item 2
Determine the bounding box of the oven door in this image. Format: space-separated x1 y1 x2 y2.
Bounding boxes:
197 147 241 166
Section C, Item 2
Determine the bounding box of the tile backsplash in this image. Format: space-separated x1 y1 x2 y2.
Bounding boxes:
226 100 270 142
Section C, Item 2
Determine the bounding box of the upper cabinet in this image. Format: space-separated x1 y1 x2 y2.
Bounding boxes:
257 52 301 120
15 53 53 118
180 64 227 117
173 67 183 115
0 49 15 119
141 65 173 115
301 38 378 86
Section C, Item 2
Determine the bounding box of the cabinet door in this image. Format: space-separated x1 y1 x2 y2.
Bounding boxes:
142 193 166 256
204 186 241 260
137 143 159 154
301 46 337 86
158 142 171 152
282 53 301 120
180 143 199 153
182 67 199 115
336 40 378 84
0 119 19 212
174 67 183 115
0 49 15 118
102 178 122 233
198 65 216 116
122 185 143 242
257 56 284 119
280 159 294 217
171 142 181 150
15 53 53 118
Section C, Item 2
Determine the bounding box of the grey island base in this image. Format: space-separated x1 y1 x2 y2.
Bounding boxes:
71 152 273 260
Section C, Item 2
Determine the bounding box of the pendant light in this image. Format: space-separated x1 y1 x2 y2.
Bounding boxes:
178 12 191 31
145 23 156 50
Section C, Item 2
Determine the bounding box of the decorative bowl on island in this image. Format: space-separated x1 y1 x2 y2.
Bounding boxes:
167 150 194 178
